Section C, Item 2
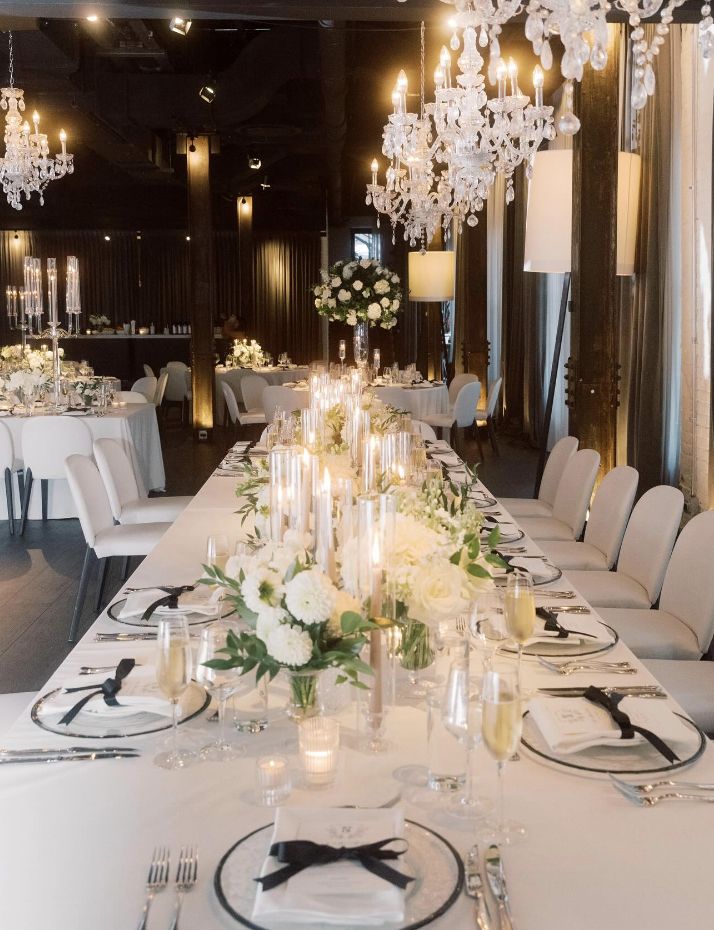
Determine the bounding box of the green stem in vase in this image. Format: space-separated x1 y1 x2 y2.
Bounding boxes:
399 620 434 672
289 671 319 713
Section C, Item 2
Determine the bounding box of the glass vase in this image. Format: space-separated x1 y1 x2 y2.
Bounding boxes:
399 619 435 698
353 320 369 367
285 668 323 723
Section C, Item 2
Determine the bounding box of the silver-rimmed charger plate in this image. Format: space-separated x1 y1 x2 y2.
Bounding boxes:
30 681 209 739
479 619 619 658
107 597 233 628
493 560 563 587
214 819 464 930
481 525 524 545
521 709 706 779
469 492 497 508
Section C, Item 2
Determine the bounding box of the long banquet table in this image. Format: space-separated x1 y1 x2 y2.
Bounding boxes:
0 403 166 520
1 456 712 929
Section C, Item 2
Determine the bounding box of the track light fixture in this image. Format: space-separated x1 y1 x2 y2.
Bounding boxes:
169 17 192 36
199 84 216 103
260 176 271 190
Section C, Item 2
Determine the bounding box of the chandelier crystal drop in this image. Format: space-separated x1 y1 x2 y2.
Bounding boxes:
0 33 74 211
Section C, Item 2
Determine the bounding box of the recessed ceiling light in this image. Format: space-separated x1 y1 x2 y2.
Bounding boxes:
199 84 216 103
104 234 111 241
185 235 191 241
86 14 99 22
169 17 192 36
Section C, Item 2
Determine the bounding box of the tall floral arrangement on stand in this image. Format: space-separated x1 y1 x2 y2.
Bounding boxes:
312 259 403 330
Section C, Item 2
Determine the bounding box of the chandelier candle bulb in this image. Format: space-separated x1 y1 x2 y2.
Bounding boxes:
59 129 66 156
46 258 58 326
508 59 518 95
533 65 544 108
370 160 378 185
497 59 507 100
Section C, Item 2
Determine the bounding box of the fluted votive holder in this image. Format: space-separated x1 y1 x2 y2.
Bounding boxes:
298 717 340 787
255 755 291 806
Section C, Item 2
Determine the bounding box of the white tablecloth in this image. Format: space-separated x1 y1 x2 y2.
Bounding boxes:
215 367 310 423
0 467 712 929
0 404 165 519
373 384 449 419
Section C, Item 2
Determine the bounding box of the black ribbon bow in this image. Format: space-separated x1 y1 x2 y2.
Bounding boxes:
536 607 597 640
583 686 679 763
142 585 196 620
255 838 414 893
59 658 136 725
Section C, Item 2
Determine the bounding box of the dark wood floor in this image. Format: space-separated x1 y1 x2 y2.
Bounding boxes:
0 422 537 693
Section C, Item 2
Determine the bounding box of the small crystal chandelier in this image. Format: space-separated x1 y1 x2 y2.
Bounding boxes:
0 32 73 211
367 21 554 244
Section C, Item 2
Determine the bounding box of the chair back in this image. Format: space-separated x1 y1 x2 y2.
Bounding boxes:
0 421 15 471
131 376 157 402
263 385 309 423
165 361 189 402
539 435 579 507
452 380 482 428
411 420 438 442
583 465 639 568
551 448 600 538
448 373 479 407
617 485 684 603
153 370 169 406
22 417 92 480
485 377 503 417
143 364 155 379
375 386 407 409
660 511 714 653
241 375 269 412
65 454 115 547
93 438 141 521
222 382 240 425
116 391 148 404
184 369 192 399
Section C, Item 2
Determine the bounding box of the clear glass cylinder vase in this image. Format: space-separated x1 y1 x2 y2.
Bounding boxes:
353 320 369 367
285 668 323 723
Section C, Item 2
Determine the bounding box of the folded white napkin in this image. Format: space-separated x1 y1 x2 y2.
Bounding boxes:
427 440 451 452
503 556 555 585
253 807 408 926
49 666 173 719
432 452 463 467
118 586 221 620
481 520 518 539
529 695 693 755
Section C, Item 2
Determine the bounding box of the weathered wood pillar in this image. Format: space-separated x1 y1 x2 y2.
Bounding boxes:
454 218 488 387
569 25 621 475
237 195 254 329
187 135 215 439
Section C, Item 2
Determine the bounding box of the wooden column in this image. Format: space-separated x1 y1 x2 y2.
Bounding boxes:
237 196 254 329
454 219 489 386
569 25 621 475
187 135 215 439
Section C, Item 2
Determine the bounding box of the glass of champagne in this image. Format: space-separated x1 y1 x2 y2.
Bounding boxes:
481 659 525 843
195 623 250 761
441 658 490 821
503 573 535 681
154 615 195 770
206 534 229 575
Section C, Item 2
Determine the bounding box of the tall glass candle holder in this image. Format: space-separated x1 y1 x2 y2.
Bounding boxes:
315 466 336 580
299 717 340 787
269 447 294 544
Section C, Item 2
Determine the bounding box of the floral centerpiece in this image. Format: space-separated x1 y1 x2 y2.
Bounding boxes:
313 259 402 330
229 338 266 368
201 532 375 719
88 314 111 332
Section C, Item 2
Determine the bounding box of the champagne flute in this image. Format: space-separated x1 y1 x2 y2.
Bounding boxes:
154 615 195 770
481 659 525 843
206 534 229 575
195 623 249 761
441 658 490 821
503 573 535 682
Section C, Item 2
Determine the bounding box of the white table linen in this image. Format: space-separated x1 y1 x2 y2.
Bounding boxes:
0 404 165 519
215 366 310 422
0 463 712 930
373 384 448 419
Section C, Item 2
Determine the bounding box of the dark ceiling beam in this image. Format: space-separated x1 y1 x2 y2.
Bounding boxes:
318 20 346 224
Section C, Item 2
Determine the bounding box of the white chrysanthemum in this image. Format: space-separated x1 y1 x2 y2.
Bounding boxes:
242 566 284 615
327 589 361 638
284 568 337 625
367 303 382 320
255 610 285 642
374 279 390 294
352 280 364 292
265 624 313 667
406 557 470 626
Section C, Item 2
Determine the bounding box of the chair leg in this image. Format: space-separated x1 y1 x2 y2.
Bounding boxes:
69 545 95 643
16 469 24 502
41 479 49 521
474 423 485 462
5 467 14 535
121 555 130 581
95 556 110 611
487 416 500 456
19 467 33 535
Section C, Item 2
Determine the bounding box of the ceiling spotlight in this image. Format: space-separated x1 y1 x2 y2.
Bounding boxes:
104 234 111 241
199 84 216 103
169 17 192 36
136 232 142 240
86 14 99 22
248 156 262 171
260 176 271 190
185 235 191 241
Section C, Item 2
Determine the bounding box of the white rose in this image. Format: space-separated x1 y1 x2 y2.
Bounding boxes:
367 303 382 320
360 259 371 269
346 311 358 326
331 276 341 287
284 568 337 626
327 298 337 309
391 299 400 310
265 624 314 667
313 286 322 297
338 289 351 303
381 297 390 308
374 279 390 294
314 299 321 308
352 280 364 292
327 589 361 638
407 559 470 626
363 288 371 298
342 265 353 279
391 274 399 283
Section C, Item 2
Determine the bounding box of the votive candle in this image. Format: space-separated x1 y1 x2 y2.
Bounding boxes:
299 717 339 787
255 755 291 805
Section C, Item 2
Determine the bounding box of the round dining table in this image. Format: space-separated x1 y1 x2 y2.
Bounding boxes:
372 383 449 419
215 366 310 423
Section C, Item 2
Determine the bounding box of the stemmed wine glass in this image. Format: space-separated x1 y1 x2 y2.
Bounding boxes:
195 623 250 761
154 614 195 770
503 573 535 683
441 658 490 821
338 339 346 372
481 659 526 843
206 534 229 574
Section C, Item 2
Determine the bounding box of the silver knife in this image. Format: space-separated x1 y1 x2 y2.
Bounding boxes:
466 845 492 930
95 632 157 641
538 686 666 698
0 746 138 756
0 751 138 764
485 844 515 930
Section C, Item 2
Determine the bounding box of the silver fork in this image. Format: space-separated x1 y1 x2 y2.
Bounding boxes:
609 773 714 795
611 781 714 807
137 846 169 930
168 845 198 930
455 615 468 634
79 664 142 675
537 657 636 675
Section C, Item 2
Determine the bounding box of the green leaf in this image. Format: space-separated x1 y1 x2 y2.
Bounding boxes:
449 549 462 566
340 611 364 635
467 562 491 579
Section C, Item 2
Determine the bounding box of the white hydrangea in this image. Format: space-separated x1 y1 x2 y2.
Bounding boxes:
265 624 313 667
327 298 337 309
284 567 337 625
374 279 390 295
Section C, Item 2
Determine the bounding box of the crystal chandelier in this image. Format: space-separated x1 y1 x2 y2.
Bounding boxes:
0 32 73 211
367 21 554 244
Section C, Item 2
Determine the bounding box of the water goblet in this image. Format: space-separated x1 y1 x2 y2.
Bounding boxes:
195 622 250 761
